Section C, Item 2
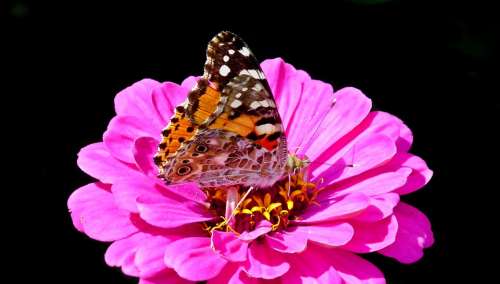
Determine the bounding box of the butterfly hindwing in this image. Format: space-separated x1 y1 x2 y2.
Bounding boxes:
164 129 286 188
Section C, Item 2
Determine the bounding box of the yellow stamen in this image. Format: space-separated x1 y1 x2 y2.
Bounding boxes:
268 202 282 212
203 170 319 233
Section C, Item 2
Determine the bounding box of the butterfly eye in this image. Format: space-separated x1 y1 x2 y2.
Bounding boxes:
195 144 208 153
177 165 192 176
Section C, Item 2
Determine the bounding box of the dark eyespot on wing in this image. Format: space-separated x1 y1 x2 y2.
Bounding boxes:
177 165 192 176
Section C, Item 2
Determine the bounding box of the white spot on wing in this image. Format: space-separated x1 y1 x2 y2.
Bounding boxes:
223 55 229 62
250 101 261 109
255 124 276 135
228 49 235 55
235 93 242 98
219 65 231 76
260 100 270 108
239 47 251 57
230 100 242 108
240 69 265 80
248 70 260 79
252 84 263 92
257 70 266 79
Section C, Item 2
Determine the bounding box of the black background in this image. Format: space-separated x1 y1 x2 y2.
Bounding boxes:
6 0 498 283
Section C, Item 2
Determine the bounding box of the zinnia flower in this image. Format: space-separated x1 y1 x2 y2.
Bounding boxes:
68 58 434 283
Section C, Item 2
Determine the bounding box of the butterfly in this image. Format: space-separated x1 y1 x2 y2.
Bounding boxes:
154 31 289 189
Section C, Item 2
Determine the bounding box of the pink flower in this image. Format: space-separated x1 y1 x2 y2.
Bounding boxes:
68 58 434 283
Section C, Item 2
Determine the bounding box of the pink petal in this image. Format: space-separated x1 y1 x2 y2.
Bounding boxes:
265 228 308 253
121 252 141 276
164 237 228 281
361 152 433 195
67 182 137 241
396 119 413 152
135 235 173 278
165 182 209 205
133 136 160 177
301 87 372 162
283 246 342 284
150 82 189 125
379 202 434 264
181 76 198 90
208 263 260 284
353 193 400 222
243 242 290 279
319 168 411 200
260 58 297 103
105 232 149 276
260 58 314 148
137 193 214 228
111 177 165 213
342 215 398 253
139 270 192 284
393 153 433 195
345 111 413 152
114 79 164 130
312 134 397 186
239 220 273 241
77 142 141 184
295 193 370 224
211 230 249 262
103 115 159 164
294 222 354 247
327 248 386 284
285 78 335 153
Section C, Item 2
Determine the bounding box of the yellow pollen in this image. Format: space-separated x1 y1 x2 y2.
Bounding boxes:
203 172 319 233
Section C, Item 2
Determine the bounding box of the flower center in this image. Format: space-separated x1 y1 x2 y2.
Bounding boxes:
203 172 319 234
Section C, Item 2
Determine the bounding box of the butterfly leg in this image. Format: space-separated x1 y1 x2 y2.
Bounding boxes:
225 186 239 220
287 172 292 196
226 186 254 224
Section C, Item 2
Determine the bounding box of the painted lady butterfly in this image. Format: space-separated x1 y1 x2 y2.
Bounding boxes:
154 31 289 189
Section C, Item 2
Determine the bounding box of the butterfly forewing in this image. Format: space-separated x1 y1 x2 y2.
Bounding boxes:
204 31 268 90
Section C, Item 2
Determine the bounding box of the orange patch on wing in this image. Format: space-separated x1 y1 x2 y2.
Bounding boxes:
208 113 257 137
192 86 221 124
155 113 197 167
256 137 278 151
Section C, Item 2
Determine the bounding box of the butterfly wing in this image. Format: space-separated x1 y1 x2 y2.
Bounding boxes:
163 129 286 188
203 31 267 90
156 31 287 187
